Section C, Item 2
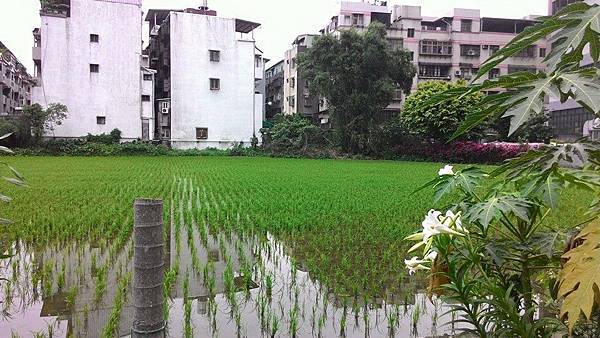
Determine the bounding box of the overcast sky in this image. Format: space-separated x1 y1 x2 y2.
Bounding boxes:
2 0 548 71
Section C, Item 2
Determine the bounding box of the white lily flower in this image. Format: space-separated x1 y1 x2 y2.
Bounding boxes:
443 210 468 234
424 250 438 262
422 210 443 242
438 165 455 176
405 256 431 275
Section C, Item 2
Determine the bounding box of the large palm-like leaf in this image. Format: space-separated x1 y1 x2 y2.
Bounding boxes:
466 195 532 230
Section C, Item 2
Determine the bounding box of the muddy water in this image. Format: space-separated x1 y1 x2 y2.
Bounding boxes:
0 221 467 338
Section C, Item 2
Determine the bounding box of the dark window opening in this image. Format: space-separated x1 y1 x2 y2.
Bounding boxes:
143 74 152 81
142 95 151 102
460 45 481 57
407 28 415 38
196 127 208 140
96 116 106 125
461 20 472 32
90 64 99 73
539 47 547 58
209 50 220 62
90 34 99 43
210 78 220 90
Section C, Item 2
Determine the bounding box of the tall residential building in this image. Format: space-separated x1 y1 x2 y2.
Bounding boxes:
32 0 149 140
322 2 546 91
549 0 582 15
0 41 34 116
146 7 264 149
282 35 321 121
265 60 284 119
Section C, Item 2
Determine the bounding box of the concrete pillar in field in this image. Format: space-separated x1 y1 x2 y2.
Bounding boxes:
133 199 165 338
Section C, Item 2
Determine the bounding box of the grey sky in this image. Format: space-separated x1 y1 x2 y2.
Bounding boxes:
2 0 548 72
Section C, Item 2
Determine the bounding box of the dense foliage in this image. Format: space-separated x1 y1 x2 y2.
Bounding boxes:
391 141 533 164
402 80 484 142
21 103 68 144
406 2 600 335
299 22 416 154
261 114 323 153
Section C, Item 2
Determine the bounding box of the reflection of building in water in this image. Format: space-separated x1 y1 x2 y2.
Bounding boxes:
33 223 256 338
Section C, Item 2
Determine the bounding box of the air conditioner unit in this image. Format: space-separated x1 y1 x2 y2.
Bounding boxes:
468 50 476 56
161 107 169 114
455 70 462 76
482 45 489 50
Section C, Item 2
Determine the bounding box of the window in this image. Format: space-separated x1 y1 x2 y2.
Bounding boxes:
461 20 473 32
90 34 99 43
407 28 415 38
256 56 262 67
143 74 152 81
196 127 208 140
420 40 452 56
142 95 151 102
290 77 295 88
210 78 220 90
352 14 364 27
539 47 547 58
90 64 99 73
409 51 414 61
161 127 170 139
489 68 500 79
388 38 403 50
96 116 106 125
210 50 220 62
514 45 536 58
460 45 481 57
419 64 451 78
489 45 500 54
288 96 295 107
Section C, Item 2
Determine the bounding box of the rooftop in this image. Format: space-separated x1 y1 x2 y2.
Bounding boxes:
145 8 261 33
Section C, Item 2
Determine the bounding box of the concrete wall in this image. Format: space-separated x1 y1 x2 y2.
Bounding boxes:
168 13 260 150
33 0 143 139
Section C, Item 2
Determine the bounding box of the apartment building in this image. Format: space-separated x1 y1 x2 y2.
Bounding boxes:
32 0 150 140
321 2 546 90
146 7 264 149
0 41 34 116
283 35 320 120
265 60 284 119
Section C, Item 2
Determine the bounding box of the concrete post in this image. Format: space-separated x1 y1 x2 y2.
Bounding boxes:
133 199 165 338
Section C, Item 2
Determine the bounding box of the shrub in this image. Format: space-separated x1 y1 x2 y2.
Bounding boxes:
391 141 532 164
84 129 122 145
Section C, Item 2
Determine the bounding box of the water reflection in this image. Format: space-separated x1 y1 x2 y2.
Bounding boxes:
0 183 466 337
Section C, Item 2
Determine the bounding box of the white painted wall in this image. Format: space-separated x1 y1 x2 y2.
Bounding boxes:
32 0 143 140
168 12 260 150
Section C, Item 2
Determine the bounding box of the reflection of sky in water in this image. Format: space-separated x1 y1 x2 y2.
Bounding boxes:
0 180 468 337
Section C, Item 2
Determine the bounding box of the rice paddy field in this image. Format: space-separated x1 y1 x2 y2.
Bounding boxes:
0 156 590 338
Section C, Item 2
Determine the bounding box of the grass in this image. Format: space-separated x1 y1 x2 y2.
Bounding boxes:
0 155 592 303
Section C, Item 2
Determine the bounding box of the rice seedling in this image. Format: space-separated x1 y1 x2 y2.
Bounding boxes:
0 156 586 337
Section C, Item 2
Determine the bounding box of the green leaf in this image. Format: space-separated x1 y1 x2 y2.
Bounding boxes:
501 75 559 135
558 69 600 114
546 4 600 68
467 195 532 229
4 177 26 187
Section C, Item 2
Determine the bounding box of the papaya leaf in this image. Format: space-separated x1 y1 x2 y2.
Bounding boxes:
557 69 600 114
558 218 600 333
546 4 600 69
467 195 532 229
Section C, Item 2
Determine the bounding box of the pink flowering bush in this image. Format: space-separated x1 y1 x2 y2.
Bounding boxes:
391 141 534 164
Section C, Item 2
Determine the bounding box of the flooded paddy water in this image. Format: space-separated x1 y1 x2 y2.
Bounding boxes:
0 175 466 337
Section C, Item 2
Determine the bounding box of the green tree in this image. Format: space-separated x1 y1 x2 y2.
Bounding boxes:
401 80 484 142
22 103 68 144
299 22 416 154
263 114 321 153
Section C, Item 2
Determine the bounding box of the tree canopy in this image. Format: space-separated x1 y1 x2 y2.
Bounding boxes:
401 80 484 143
298 22 416 154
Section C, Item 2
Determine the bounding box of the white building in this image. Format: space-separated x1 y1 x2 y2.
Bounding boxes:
32 0 150 140
146 7 264 149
